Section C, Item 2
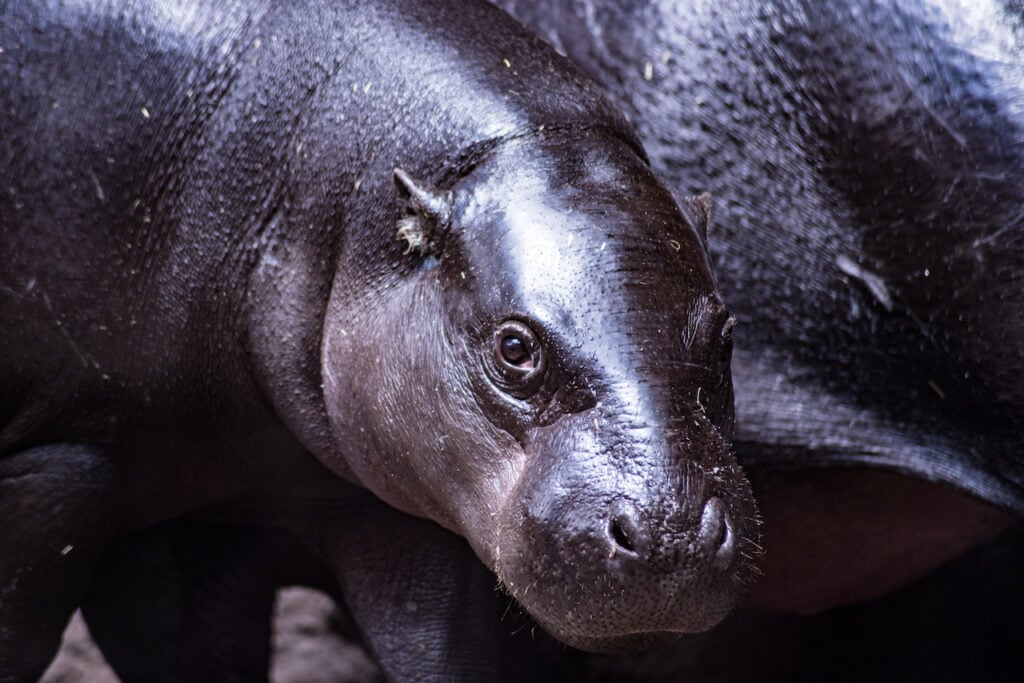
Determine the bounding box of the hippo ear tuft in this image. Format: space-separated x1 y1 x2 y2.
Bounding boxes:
683 192 712 249
394 168 452 255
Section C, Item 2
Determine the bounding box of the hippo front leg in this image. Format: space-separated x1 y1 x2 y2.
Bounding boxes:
0 444 121 682
308 496 510 683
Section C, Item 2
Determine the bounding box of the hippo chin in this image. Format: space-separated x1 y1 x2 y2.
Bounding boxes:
0 0 758 677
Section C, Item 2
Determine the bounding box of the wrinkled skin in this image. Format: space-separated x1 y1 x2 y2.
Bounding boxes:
0 0 759 680
500 0 1023 612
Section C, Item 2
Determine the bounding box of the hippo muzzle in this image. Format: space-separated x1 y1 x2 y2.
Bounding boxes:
496 403 756 652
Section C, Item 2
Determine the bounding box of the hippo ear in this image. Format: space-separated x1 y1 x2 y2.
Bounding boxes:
394 168 452 255
683 192 712 249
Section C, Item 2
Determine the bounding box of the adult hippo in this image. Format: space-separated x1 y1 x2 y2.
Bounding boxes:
0 0 759 680
500 0 1023 612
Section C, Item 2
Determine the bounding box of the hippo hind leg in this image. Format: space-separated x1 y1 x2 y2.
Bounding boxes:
0 444 121 683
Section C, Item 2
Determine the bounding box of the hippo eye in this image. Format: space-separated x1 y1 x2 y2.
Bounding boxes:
500 335 533 368
488 320 544 395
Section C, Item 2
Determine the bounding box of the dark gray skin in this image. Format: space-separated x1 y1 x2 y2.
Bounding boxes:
0 0 760 680
500 0 1023 612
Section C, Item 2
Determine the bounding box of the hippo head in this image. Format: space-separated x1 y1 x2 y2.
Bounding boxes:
321 132 759 652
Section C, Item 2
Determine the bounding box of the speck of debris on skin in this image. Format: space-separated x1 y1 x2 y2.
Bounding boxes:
669 239 681 251
836 254 893 312
61 545 73 556
89 169 105 202
141 107 150 118
643 61 654 80
660 49 670 64
928 380 946 399
503 58 511 68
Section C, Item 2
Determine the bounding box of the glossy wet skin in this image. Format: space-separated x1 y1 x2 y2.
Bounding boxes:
322 133 759 650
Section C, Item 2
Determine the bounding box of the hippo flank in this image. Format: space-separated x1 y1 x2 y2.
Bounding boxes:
0 0 759 679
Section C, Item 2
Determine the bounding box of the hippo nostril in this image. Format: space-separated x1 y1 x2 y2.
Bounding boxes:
700 497 735 567
609 516 635 553
714 510 729 549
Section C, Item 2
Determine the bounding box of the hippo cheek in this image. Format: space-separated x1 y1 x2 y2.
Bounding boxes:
494 412 758 653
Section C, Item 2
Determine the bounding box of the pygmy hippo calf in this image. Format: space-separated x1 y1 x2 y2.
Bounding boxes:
0 0 759 679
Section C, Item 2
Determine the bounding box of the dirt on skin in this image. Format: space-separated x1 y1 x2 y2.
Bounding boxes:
41 587 381 683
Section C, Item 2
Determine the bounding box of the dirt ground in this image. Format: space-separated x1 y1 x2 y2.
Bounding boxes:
41 588 380 683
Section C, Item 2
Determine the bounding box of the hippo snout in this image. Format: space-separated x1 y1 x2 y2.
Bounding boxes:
494 415 759 653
